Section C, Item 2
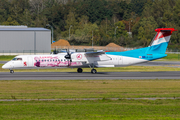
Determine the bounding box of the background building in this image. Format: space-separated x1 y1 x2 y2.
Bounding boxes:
0 26 51 55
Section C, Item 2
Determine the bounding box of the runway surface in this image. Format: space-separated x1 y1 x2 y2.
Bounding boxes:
136 61 180 67
0 61 7 64
1 71 180 80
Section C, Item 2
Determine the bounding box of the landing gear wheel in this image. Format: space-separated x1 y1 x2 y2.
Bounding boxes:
10 70 14 74
91 69 97 74
77 68 83 73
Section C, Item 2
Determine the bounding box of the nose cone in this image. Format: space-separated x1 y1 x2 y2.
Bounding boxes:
2 64 6 69
2 64 8 69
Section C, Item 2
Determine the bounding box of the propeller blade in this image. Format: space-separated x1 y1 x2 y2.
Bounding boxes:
64 48 71 59
64 48 72 67
65 54 71 59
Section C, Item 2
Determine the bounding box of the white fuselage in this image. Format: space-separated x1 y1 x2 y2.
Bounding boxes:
2 28 176 73
2 52 147 70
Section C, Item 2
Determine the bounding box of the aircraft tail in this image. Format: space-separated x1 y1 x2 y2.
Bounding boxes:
146 28 177 54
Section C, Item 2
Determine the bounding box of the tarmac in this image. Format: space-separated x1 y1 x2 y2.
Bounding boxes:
0 71 180 80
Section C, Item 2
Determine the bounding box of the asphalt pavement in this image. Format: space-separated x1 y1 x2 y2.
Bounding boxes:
0 71 180 80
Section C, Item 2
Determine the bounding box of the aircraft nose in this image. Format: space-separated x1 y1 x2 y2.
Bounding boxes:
2 64 8 69
2 64 5 69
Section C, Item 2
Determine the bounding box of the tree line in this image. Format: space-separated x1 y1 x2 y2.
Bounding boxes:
0 0 180 49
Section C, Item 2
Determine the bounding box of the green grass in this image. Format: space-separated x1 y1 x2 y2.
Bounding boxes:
1 80 180 119
0 55 15 61
1 54 180 120
163 53 180 61
1 80 180 99
0 100 180 120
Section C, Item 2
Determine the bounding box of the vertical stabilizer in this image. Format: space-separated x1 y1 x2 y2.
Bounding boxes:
146 28 177 54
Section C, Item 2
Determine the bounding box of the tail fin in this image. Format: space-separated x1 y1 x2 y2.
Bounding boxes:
146 28 177 54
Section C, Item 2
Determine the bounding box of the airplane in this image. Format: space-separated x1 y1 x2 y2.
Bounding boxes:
2 28 177 74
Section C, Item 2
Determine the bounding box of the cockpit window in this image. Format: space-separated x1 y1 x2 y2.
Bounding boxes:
12 58 22 61
12 58 17 60
17 58 22 60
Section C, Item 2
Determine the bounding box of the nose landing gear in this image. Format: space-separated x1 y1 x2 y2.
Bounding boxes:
10 70 14 74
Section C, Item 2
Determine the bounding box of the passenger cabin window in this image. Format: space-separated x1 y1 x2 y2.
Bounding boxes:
12 58 22 61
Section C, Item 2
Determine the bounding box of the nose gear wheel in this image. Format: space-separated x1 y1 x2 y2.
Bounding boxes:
10 70 14 74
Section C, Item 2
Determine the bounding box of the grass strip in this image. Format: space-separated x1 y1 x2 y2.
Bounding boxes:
164 53 180 61
0 55 15 61
1 80 180 99
0 100 180 120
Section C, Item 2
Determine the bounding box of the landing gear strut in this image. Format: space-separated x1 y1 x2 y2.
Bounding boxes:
89 64 97 74
10 70 14 74
77 68 83 73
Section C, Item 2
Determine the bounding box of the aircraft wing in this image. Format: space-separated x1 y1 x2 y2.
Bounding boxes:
71 51 111 63
85 51 105 55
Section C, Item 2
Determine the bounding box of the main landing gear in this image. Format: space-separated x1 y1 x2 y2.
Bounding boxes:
77 64 97 74
10 70 14 74
77 68 83 73
89 64 97 74
91 69 97 74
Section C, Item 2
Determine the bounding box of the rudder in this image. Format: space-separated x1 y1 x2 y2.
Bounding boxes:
146 28 177 54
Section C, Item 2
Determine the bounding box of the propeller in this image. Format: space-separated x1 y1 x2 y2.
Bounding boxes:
64 48 71 59
64 48 72 66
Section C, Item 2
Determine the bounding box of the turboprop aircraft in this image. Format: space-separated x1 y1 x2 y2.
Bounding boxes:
2 28 177 74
